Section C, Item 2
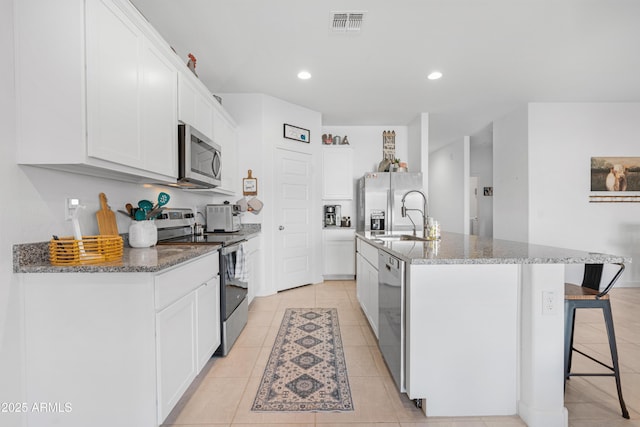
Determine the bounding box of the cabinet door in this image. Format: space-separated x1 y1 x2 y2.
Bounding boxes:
246 236 262 305
323 230 355 276
322 147 354 199
195 95 214 140
196 278 220 371
356 253 366 306
366 260 379 337
156 292 197 422
140 39 178 177
86 0 142 167
356 249 379 338
178 73 196 126
214 107 239 193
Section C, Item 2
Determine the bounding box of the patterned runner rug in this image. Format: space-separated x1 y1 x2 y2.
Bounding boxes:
252 308 354 412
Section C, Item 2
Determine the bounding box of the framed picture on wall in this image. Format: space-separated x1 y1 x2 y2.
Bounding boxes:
589 156 640 202
283 124 310 143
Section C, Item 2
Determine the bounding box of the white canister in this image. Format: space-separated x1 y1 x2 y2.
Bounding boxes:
129 221 158 248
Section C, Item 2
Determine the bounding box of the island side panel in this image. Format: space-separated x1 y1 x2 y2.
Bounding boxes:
406 263 519 416
518 263 568 427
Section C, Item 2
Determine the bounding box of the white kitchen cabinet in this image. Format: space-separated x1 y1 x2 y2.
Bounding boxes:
246 235 262 304
20 251 220 427
213 104 240 194
323 228 355 279
178 73 214 140
356 237 379 337
15 0 178 183
322 146 354 200
196 277 221 371
156 291 197 420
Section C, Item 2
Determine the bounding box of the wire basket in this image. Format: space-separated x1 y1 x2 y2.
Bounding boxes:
49 235 123 266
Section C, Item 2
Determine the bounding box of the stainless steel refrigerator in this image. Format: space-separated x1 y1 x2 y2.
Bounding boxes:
357 172 424 233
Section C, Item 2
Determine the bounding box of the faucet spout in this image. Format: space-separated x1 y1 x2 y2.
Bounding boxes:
400 190 429 236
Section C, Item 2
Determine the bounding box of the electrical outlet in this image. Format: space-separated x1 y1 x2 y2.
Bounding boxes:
542 291 558 315
65 198 80 220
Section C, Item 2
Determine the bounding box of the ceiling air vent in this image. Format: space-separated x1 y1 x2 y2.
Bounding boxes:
330 11 365 32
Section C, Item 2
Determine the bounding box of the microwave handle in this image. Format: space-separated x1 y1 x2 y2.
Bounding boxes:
212 150 222 179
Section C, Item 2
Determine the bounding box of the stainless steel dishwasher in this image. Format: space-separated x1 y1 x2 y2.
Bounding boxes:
378 249 406 391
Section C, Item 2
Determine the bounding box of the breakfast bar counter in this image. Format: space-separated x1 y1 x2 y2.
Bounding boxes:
357 231 630 427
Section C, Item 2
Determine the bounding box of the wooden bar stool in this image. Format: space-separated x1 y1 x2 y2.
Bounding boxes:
564 262 629 419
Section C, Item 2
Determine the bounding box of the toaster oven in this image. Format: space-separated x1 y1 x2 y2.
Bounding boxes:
206 204 241 232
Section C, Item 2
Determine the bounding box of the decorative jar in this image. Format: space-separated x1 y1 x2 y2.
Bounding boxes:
129 221 157 248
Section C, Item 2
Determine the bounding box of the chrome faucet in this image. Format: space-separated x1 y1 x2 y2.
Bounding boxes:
401 190 429 236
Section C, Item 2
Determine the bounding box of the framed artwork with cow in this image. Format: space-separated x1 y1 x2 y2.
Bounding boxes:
590 157 640 202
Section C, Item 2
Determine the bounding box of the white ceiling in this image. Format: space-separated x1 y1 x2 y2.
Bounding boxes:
130 0 640 151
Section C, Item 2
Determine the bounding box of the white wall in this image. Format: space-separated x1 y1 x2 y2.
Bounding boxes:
407 113 430 191
493 106 530 242
527 103 640 286
493 103 640 287
428 136 470 234
470 139 494 237
222 93 323 295
320 125 410 220
0 0 22 421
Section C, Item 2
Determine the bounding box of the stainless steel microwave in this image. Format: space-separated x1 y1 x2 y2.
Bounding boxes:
177 124 221 188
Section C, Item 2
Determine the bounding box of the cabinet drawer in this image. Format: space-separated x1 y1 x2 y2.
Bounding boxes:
155 252 219 310
358 238 379 269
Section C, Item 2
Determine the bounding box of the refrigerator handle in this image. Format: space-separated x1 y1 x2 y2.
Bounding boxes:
387 188 393 233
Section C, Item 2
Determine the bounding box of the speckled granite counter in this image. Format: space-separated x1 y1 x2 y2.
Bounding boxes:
13 243 221 274
357 231 630 265
14 224 261 273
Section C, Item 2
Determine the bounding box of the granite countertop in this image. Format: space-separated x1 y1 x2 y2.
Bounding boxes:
357 231 631 265
14 244 221 274
14 224 261 274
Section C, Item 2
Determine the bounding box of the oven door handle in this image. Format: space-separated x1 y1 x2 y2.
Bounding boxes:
221 240 247 255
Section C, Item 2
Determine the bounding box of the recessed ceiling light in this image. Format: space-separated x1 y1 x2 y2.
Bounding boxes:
298 71 312 80
427 71 443 80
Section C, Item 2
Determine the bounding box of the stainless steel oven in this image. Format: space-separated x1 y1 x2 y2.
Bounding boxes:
217 241 248 356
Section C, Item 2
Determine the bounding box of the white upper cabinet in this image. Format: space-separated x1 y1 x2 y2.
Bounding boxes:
86 0 177 178
178 73 214 141
15 0 178 183
322 146 354 200
213 104 239 194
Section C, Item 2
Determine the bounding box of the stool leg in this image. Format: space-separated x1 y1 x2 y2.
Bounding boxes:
564 301 576 383
602 300 630 419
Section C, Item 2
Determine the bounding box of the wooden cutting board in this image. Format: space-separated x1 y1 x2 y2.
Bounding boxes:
96 192 119 236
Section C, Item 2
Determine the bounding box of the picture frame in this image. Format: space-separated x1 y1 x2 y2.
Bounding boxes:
589 156 640 203
243 170 258 196
284 124 310 143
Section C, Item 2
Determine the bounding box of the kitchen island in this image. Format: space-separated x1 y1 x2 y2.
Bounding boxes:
356 231 629 427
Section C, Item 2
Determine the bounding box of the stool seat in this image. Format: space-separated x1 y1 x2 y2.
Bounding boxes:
564 263 629 419
564 283 609 300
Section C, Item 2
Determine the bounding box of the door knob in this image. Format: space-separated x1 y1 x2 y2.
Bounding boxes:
279 226 284 230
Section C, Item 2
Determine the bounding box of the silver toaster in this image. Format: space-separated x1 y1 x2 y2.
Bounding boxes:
206 204 241 232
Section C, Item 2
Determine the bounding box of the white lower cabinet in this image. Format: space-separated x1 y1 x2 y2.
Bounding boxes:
157 292 198 421
323 229 356 279
196 278 221 371
246 235 262 304
356 237 379 337
20 251 220 427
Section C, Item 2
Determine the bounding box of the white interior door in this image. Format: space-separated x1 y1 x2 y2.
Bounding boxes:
275 148 314 291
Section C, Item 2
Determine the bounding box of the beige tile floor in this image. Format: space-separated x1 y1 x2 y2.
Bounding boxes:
162 281 640 427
